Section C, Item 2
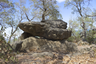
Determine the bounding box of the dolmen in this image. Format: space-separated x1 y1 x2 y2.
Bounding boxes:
13 20 77 53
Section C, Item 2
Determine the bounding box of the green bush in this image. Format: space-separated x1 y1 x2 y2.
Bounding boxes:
0 35 17 64
67 35 81 42
67 36 75 42
86 30 95 44
86 36 94 44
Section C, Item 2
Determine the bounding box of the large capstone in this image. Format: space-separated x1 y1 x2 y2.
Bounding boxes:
18 20 71 40
41 20 67 29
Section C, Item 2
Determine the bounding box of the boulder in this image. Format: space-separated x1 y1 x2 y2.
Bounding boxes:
18 22 45 36
41 20 67 29
18 20 71 40
44 28 71 40
77 40 89 46
13 37 78 53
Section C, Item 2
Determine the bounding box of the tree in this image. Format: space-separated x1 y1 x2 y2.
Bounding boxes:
15 0 35 22
0 0 14 31
30 0 62 20
64 0 92 40
0 0 23 47
0 0 13 10
6 13 23 43
67 19 81 42
0 1 18 63
69 19 80 36
0 0 18 43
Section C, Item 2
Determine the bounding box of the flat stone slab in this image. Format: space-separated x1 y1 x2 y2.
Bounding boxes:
18 20 71 40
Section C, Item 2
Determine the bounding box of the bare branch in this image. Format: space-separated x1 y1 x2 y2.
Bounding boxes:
30 16 35 21
25 13 30 21
8 12 23 43
25 12 35 22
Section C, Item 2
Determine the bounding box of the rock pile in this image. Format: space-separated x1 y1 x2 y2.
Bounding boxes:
13 20 77 53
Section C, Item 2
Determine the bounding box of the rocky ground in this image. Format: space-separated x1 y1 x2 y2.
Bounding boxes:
1 52 96 64
1 42 96 64
1 40 96 64
14 51 96 64
1 20 96 64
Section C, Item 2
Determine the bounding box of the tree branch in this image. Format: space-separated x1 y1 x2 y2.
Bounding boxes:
25 13 30 21
25 12 35 22
85 15 96 18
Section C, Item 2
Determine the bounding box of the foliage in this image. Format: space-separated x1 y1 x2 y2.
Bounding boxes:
86 30 96 44
67 31 81 42
0 1 18 63
0 0 15 24
0 35 17 64
30 0 62 20
77 17 95 30
0 0 24 43
68 18 95 44
67 19 81 42
67 36 75 42
64 0 92 17
64 0 93 40
47 5 62 20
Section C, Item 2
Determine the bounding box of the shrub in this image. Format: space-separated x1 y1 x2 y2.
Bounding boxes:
0 35 17 64
67 35 81 42
67 36 75 42
86 30 96 44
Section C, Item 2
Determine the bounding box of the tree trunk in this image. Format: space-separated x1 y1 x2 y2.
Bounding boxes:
41 0 46 21
42 13 45 20
76 3 87 40
83 25 86 40
81 18 86 41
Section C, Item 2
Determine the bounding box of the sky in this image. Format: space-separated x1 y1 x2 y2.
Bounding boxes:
56 0 96 22
56 0 73 22
3 0 96 39
56 0 66 3
12 0 96 23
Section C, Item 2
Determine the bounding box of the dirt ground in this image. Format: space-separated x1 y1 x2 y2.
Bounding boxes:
1 42 96 64
14 52 96 64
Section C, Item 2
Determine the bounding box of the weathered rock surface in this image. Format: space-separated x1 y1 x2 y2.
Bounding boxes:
13 37 77 53
77 44 96 55
44 28 71 40
18 22 45 37
15 51 96 64
31 52 53 58
41 20 67 29
18 20 71 40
